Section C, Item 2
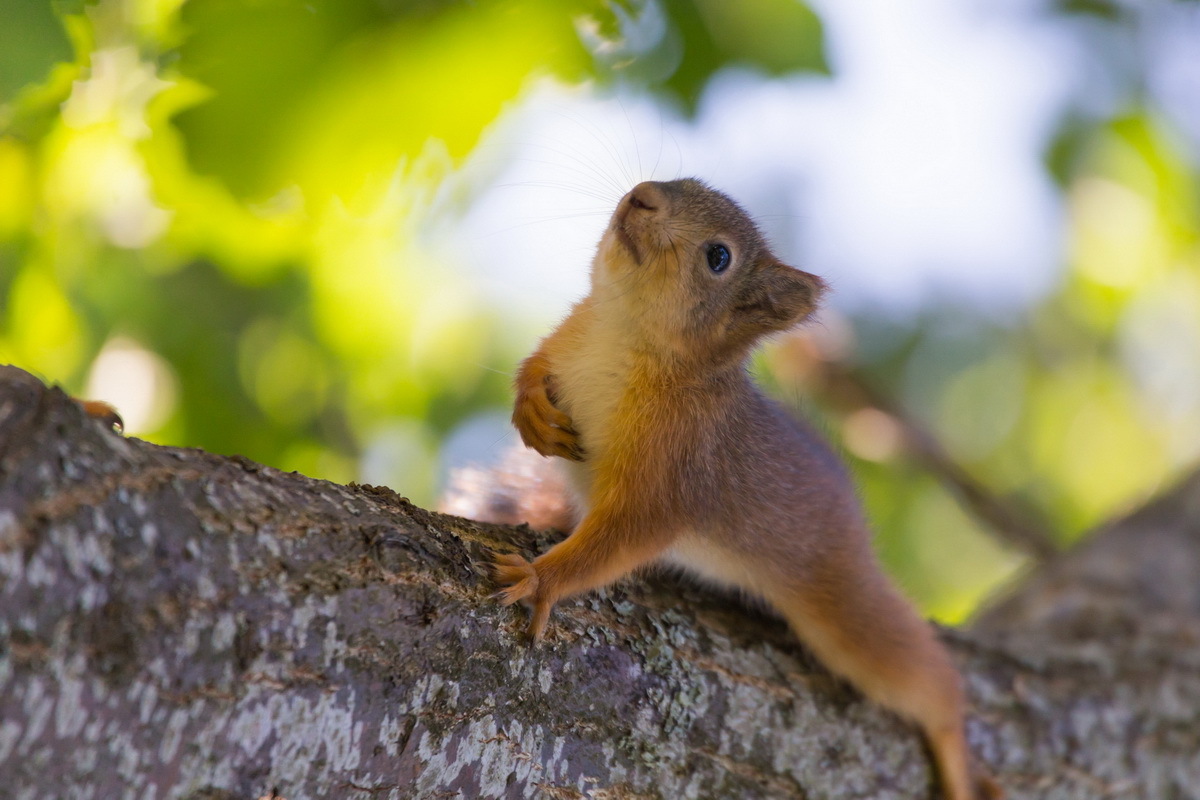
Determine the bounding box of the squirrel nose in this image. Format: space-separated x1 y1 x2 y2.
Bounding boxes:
627 182 669 214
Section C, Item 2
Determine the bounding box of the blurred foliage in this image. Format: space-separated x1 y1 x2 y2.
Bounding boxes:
821 112 1200 618
0 0 828 490
2 0 1198 622
0 0 74 101
592 0 826 108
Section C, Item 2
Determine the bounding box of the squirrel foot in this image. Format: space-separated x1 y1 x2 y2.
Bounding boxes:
512 375 584 462
491 552 554 641
77 399 123 432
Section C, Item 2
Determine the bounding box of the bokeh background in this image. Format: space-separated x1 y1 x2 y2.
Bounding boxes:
2 0 1198 622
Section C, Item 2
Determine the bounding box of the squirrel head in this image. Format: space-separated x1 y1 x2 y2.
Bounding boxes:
593 179 826 366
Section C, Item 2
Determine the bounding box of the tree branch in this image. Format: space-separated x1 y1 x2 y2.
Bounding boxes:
817 359 1060 561
1 366 1197 799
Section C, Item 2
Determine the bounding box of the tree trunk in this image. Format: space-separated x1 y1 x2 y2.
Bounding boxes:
1 365 1197 800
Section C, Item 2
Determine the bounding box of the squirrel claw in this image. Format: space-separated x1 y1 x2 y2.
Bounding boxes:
552 441 586 462
513 381 584 462
527 601 551 642
491 552 554 640
492 552 538 607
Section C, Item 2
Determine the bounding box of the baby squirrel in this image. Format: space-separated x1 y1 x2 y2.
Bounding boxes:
490 179 998 800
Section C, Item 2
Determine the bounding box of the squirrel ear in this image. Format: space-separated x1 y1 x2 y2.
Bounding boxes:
739 263 826 331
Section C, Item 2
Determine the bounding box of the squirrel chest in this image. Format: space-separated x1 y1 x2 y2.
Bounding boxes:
548 308 629 453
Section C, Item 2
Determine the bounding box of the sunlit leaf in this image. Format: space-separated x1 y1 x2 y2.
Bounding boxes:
172 0 608 201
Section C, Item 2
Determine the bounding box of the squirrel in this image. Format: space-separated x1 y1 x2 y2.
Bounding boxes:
487 179 1000 800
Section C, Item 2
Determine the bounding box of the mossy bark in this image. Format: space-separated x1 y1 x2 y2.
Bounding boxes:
2 365 1198 799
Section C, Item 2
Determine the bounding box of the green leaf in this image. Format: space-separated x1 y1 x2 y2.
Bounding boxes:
0 0 75 104
656 0 827 110
171 0 607 201
1053 0 1127 22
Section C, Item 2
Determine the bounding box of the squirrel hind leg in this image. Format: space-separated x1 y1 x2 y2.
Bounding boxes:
767 573 994 800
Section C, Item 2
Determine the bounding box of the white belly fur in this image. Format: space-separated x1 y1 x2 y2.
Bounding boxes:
664 534 763 594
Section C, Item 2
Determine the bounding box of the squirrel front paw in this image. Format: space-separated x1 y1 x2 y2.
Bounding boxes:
512 375 584 462
492 552 555 641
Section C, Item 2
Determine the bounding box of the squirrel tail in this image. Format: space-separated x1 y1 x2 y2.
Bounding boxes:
439 446 578 532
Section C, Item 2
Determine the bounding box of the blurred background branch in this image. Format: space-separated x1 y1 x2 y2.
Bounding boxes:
2 0 1198 623
802 345 1062 561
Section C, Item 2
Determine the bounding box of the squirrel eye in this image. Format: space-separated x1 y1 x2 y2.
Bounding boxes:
706 243 732 274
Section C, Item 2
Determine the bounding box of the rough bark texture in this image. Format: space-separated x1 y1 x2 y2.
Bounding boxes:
1 365 1198 800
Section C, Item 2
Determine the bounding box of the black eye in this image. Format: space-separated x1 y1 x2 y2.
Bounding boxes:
706 243 731 273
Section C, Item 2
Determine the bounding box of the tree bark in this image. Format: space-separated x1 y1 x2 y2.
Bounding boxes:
1 365 1198 800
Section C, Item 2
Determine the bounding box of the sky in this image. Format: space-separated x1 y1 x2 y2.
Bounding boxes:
440 0 1086 326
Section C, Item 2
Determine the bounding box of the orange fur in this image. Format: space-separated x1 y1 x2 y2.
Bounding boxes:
76 399 123 431
493 180 999 799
